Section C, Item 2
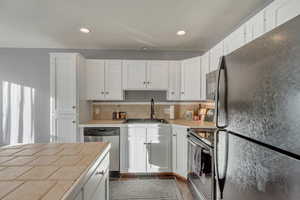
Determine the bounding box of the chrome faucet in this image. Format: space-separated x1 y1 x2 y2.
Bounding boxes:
150 98 155 120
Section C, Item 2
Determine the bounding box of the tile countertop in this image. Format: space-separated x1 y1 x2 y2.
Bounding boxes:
0 142 110 200
167 120 216 129
79 119 216 129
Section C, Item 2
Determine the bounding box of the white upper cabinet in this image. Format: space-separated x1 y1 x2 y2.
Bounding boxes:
123 60 169 90
86 60 105 100
168 61 181 100
50 53 77 114
224 25 246 55
245 10 265 44
274 0 300 27
201 52 210 100
209 41 224 72
146 61 169 90
86 60 123 100
181 57 201 100
123 60 147 90
105 60 123 100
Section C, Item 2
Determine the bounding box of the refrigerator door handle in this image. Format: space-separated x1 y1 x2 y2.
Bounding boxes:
214 129 229 199
216 56 228 129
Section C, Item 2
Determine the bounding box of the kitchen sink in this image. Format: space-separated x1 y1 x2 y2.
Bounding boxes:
125 118 168 124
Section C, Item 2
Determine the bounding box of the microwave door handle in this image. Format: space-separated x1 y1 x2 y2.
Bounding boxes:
214 129 229 199
216 56 228 129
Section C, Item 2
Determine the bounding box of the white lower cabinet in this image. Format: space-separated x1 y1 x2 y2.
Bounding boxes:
126 125 172 173
90 171 109 200
172 127 188 178
74 153 109 200
147 126 172 172
127 127 147 173
52 114 78 143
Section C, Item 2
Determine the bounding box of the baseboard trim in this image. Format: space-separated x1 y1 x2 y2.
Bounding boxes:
119 172 187 181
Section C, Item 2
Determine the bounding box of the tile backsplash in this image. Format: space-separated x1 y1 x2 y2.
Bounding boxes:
92 102 214 120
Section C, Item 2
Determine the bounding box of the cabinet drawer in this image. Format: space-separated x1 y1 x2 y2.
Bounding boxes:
84 154 109 200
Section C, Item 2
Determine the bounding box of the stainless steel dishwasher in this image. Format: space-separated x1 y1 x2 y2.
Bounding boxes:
84 127 120 176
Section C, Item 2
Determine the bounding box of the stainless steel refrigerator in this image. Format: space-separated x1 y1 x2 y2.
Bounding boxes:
215 15 300 200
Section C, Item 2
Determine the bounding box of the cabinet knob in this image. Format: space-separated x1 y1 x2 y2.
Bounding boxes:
181 92 184 94
96 170 105 175
72 106 76 109
105 91 109 94
173 134 177 136
171 91 175 95
101 91 105 94
72 120 76 124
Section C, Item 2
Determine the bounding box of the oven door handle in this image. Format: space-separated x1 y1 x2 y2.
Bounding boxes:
187 134 212 150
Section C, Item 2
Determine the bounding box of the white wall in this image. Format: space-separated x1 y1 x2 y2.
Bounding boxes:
0 49 50 145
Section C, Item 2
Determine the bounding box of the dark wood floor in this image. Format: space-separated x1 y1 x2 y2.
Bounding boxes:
110 174 194 200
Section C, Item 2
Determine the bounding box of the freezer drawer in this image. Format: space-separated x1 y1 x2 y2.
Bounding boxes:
215 130 300 200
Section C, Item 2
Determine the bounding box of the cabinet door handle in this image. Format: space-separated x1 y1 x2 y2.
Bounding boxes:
143 81 146 84
96 170 105 175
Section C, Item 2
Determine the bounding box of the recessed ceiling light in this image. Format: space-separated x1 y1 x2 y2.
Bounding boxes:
80 28 91 33
176 30 186 36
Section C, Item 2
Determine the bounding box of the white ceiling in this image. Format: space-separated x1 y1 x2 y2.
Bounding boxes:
0 0 272 52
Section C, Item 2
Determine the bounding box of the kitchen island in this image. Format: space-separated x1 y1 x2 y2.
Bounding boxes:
0 142 110 200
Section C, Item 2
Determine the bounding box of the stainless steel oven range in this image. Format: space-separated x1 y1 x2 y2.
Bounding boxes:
187 128 216 200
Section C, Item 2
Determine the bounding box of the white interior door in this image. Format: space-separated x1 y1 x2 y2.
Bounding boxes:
147 61 169 90
168 61 181 100
105 60 123 100
147 127 171 172
51 55 77 114
123 60 147 89
86 60 105 100
127 127 147 172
